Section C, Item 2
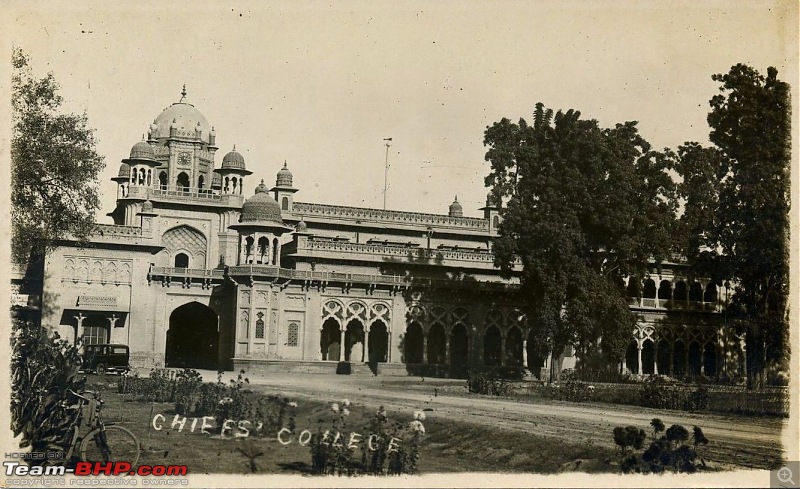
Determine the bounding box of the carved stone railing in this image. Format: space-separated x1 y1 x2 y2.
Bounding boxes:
152 186 222 201
148 267 225 288
293 202 490 231
93 224 143 236
301 240 497 262
228 265 406 287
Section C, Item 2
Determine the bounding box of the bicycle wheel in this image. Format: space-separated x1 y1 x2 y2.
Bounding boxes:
79 425 140 467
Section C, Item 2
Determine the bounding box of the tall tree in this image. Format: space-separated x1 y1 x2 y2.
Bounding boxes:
484 104 677 381
677 65 790 382
11 48 105 265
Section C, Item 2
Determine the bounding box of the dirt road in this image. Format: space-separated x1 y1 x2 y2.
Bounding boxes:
203 371 786 470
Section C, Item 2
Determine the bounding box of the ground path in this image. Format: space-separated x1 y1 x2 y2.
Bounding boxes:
195 370 785 470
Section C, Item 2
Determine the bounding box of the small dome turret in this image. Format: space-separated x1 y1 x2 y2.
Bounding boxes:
276 161 293 187
296 219 308 233
448 195 463 217
141 200 154 213
122 139 158 165
117 163 131 178
222 146 246 170
240 180 283 223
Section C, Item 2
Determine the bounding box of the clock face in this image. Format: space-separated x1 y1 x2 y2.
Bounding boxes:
178 152 191 166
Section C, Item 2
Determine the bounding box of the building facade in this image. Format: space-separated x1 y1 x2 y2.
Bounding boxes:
35 91 747 380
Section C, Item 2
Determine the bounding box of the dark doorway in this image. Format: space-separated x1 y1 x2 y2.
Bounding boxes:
483 326 501 366
703 343 717 377
625 340 639 374
166 302 218 370
657 341 671 376
174 253 189 268
450 323 469 367
320 318 341 361
345 320 365 362
403 321 423 364
427 323 446 365
673 340 686 378
688 342 702 376
368 320 389 363
505 327 523 366
642 340 655 375
176 172 190 192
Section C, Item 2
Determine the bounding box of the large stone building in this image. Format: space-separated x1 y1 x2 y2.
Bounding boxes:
30 90 747 380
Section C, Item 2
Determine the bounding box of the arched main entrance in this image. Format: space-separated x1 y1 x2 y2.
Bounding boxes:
166 302 218 370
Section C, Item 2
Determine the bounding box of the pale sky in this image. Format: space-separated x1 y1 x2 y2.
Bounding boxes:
5 1 798 222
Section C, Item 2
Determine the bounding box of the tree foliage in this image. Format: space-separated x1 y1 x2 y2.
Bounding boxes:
11 318 86 462
675 64 790 380
11 48 105 265
484 103 676 380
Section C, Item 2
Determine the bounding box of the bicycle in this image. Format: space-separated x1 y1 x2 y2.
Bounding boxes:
61 389 140 467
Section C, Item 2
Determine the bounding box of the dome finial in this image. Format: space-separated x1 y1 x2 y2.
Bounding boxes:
233 144 236 151
141 134 146 141
283 160 288 169
180 84 187 102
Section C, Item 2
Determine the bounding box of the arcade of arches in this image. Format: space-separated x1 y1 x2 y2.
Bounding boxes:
401 304 741 380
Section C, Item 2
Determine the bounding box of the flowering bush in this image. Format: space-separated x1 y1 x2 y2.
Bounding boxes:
309 401 426 476
467 370 514 396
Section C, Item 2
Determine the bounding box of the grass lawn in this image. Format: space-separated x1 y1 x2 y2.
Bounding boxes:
87 376 618 475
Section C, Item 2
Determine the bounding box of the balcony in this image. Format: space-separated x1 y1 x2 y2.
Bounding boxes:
148 266 225 289
292 202 490 231
152 186 222 201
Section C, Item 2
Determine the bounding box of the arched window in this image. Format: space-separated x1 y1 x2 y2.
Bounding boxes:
198 175 205 190
244 236 254 264
176 172 190 192
257 237 269 264
282 197 289 211
159 171 168 190
138 168 146 185
287 322 299 347
493 215 500 227
255 312 265 339
174 253 189 268
231 177 238 193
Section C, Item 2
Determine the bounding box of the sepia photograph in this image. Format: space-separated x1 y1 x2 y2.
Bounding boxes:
3 1 798 487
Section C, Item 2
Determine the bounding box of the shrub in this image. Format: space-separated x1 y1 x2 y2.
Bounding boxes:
638 375 684 410
467 371 513 396
615 419 709 474
544 371 595 402
11 320 86 463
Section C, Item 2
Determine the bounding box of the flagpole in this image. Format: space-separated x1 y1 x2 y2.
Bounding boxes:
383 138 392 210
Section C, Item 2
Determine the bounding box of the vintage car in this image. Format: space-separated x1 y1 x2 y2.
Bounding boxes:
81 344 130 374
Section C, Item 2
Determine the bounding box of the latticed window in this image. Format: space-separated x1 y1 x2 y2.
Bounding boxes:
287 322 299 347
255 312 265 339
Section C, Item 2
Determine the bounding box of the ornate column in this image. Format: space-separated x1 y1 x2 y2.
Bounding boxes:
73 313 86 344
445 334 451 365
653 340 659 375
422 332 428 364
275 240 282 266
339 325 346 362
522 339 529 370
637 340 643 377
500 333 507 367
363 325 370 363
